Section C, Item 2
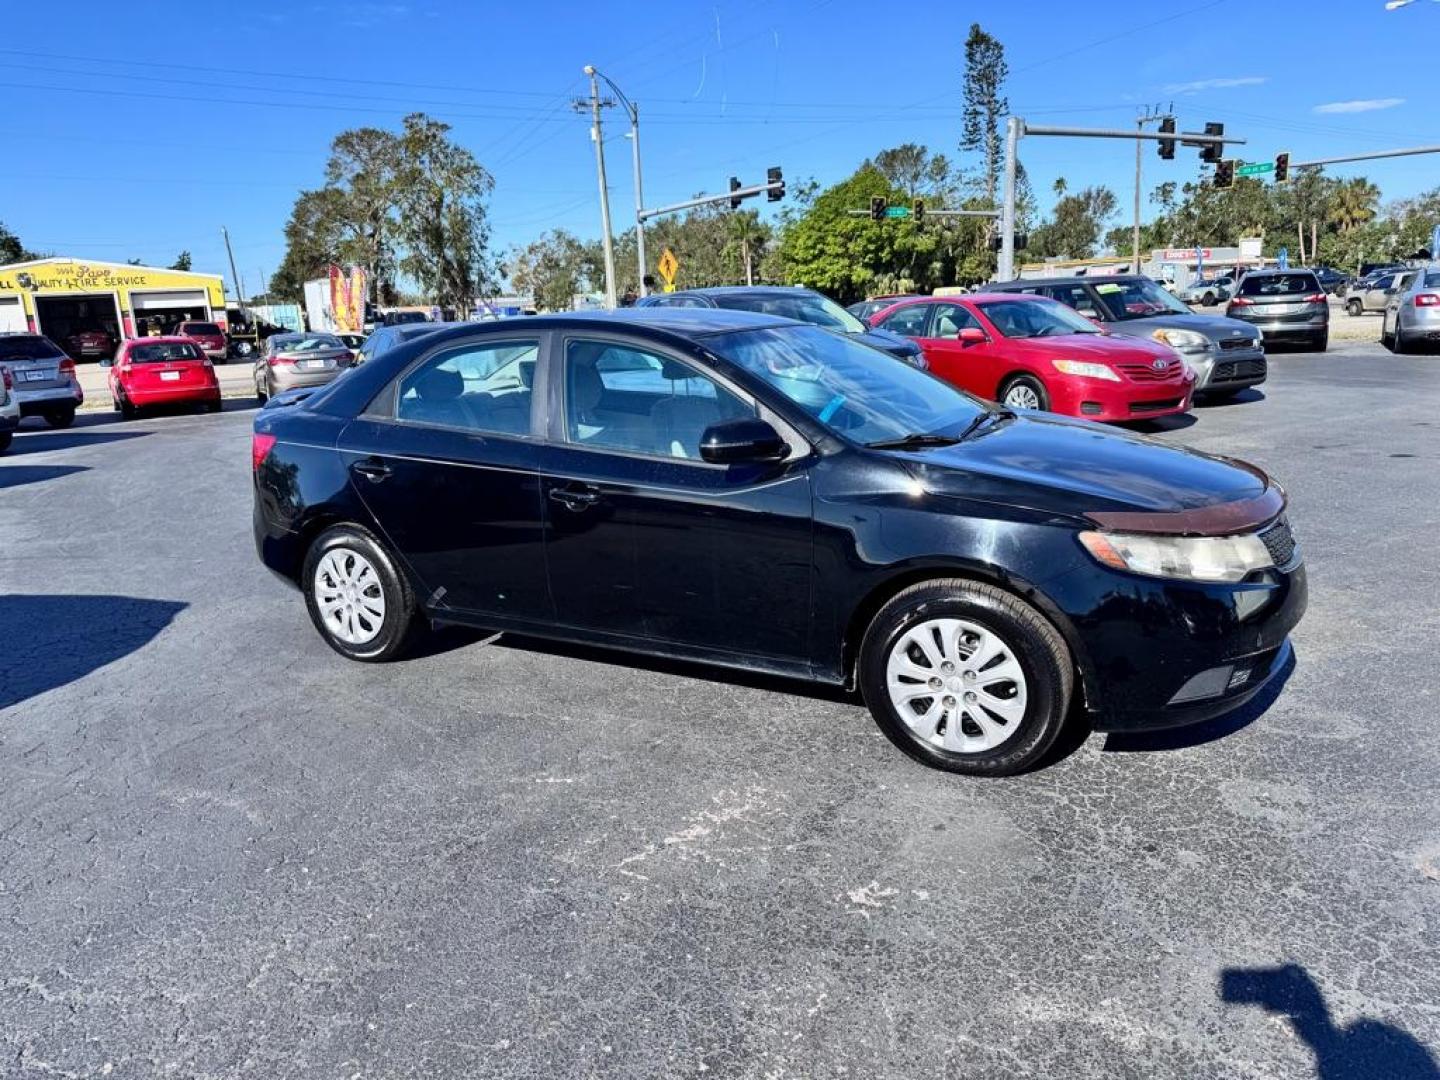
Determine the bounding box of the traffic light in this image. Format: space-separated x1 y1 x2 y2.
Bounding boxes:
766 165 784 202
1200 121 1224 164
1214 159 1235 190
728 176 743 209
1157 116 1176 160
988 232 1027 252
870 196 886 221
1274 152 1291 184
913 199 925 223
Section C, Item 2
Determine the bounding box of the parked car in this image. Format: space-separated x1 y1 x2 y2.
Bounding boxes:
987 275 1266 399
252 308 1307 776
175 320 229 363
869 294 1193 422
335 332 367 359
0 333 83 427
1381 264 1440 353
1345 268 1410 316
353 322 466 367
848 295 925 323
636 286 926 368
254 332 355 401
65 328 115 361
1179 278 1232 307
102 337 221 418
0 364 19 451
1311 267 1351 295
1226 270 1330 350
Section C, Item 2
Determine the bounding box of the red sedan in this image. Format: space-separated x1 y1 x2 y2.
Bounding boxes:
870 293 1194 422
106 337 221 418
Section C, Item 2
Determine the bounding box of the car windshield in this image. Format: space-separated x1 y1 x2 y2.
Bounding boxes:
274 335 343 352
1091 279 1192 320
975 298 1103 338
130 343 202 362
711 292 867 334
1238 274 1320 296
714 325 984 445
0 336 64 361
181 323 221 335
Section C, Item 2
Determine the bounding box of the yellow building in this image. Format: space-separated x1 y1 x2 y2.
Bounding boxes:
0 257 228 346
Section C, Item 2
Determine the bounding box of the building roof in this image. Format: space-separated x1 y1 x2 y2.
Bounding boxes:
0 256 223 280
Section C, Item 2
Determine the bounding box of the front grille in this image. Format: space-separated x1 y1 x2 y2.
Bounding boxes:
1259 516 1298 567
1128 397 1183 414
1213 358 1267 381
1116 362 1180 383
1218 337 1257 351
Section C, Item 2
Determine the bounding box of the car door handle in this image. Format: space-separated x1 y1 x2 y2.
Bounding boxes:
548 485 600 511
350 458 391 482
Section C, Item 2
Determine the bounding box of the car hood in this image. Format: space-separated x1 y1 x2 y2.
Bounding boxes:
1006 332 1176 362
852 326 918 356
901 411 1273 524
1106 312 1258 342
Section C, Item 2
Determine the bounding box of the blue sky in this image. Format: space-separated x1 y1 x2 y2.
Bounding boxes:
2 0 1436 293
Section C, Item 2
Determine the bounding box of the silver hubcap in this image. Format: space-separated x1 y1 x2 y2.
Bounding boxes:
1004 383 1041 410
885 618 1028 754
313 547 386 645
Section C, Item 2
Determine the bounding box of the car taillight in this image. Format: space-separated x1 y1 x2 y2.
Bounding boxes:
58 357 76 375
202 357 215 370
2 367 11 390
268 355 295 367
1228 297 1253 307
1414 293 1440 307
252 432 276 472
1302 293 1327 304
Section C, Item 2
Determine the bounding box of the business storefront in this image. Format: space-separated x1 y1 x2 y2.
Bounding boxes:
0 258 227 358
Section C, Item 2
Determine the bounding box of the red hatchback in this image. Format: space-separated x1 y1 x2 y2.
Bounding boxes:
106 337 221 418
870 293 1194 422
175 320 229 363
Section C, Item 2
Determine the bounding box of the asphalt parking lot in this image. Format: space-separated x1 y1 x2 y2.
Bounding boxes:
3 340 1438 1079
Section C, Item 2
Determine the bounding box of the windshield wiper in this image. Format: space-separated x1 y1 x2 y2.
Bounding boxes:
864 432 962 450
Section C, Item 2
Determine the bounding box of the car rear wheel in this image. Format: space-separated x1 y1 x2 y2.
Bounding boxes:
0 431 12 452
1201 292 1215 307
302 525 427 662
1000 375 1049 412
256 373 269 402
43 408 76 429
1312 331 1328 352
1345 298 1363 317
858 580 1074 776
1393 330 1410 355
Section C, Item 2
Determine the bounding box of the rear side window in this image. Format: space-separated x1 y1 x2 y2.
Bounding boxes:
130 343 202 362
0 336 64 361
877 305 930 337
1238 273 1320 296
396 339 538 436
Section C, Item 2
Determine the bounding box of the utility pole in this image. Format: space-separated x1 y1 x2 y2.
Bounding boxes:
999 117 1020 282
1131 105 1171 275
221 225 243 304
588 69 647 299
578 66 617 309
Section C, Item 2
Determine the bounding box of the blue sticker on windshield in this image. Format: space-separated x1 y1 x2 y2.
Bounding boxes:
819 394 846 422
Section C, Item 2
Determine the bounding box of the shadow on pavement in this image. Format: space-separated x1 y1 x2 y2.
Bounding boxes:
0 464 89 490
1221 963 1440 1079
0 595 187 710
5 429 148 456
1101 647 1295 753
1197 387 1266 408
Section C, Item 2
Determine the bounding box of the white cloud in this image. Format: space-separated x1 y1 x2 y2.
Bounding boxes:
1313 97 1406 114
1161 76 1267 95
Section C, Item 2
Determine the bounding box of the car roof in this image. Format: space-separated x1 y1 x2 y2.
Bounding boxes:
991 274 1142 288
669 285 818 298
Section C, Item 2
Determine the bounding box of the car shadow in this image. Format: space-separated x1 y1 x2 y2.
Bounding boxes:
1197 387 1266 408
4 429 148 455
1126 413 1199 435
1220 963 1439 1079
1100 646 1295 753
0 594 187 710
0 464 89 490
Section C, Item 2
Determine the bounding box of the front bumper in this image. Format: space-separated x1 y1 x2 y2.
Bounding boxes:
1182 344 1267 391
1048 376 1194 423
1051 556 1308 732
16 383 84 415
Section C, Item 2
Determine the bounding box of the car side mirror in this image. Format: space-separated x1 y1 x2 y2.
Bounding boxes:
958 327 987 345
699 417 787 465
1384 288 1396 295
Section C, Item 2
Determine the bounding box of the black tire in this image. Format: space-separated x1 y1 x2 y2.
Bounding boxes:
202 399 222 413
43 408 76 429
1345 298 1362 317
998 374 1050 412
1201 292 1215 307
1393 330 1410 355
0 431 12 452
858 579 1074 777
256 374 269 402
1313 331 1328 352
301 524 428 662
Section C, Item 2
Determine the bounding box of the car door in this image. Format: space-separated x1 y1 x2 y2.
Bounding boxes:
540 334 814 664
1365 273 1397 313
904 302 996 398
1383 272 1416 336
337 332 553 624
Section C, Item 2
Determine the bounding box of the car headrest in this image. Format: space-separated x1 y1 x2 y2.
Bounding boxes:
659 358 695 381
417 366 463 401
568 359 605 412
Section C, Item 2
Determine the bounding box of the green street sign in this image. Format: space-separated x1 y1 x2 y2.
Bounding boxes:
884 205 911 219
1235 161 1274 178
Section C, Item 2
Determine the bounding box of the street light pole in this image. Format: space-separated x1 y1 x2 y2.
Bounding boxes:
591 69 647 300
999 117 1020 282
580 66 618 309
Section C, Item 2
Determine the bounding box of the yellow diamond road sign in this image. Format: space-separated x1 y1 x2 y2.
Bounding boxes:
657 248 679 286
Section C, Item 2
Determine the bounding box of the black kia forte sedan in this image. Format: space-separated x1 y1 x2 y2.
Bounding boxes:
252 309 1306 776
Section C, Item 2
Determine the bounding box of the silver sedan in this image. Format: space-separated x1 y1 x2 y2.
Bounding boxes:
1382 265 1440 353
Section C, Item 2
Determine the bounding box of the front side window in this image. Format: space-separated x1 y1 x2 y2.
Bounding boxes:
396 339 538 436
1090 279 1192 320
929 303 983 338
564 340 754 460
714 325 983 446
975 298 1103 339
877 304 930 337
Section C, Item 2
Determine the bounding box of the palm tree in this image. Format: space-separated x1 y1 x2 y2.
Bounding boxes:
1328 178 1380 233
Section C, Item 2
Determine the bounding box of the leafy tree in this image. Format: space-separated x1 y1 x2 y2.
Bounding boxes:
1029 186 1118 260
0 221 37 264
270 188 350 300
960 23 1008 216
169 250 192 271
1328 178 1380 233
506 229 592 311
126 258 143 266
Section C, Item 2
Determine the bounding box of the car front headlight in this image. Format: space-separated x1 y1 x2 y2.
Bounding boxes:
1078 530 1274 583
1152 328 1211 351
1052 359 1120 381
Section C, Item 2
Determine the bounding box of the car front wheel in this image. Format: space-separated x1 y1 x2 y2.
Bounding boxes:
1000 375 1049 412
859 579 1074 776
301 525 427 662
